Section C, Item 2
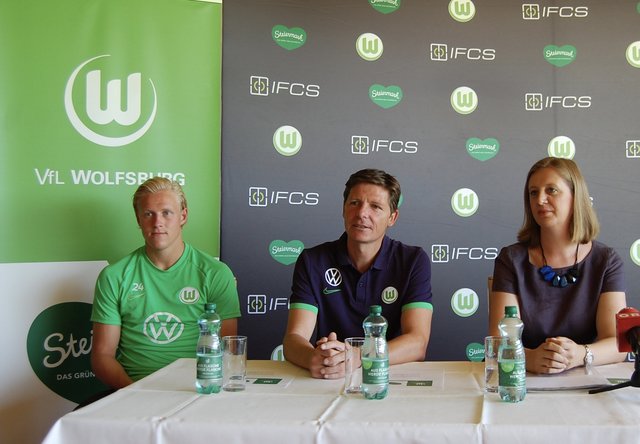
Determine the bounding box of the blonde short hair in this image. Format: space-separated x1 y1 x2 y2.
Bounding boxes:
132 177 187 213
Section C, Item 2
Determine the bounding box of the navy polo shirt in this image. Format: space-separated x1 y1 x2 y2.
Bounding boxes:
290 233 433 341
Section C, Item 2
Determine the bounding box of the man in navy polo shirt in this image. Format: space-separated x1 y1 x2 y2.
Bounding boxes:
283 169 433 379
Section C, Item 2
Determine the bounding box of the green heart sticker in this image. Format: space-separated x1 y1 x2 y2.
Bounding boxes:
272 25 307 51
466 137 500 161
269 240 304 265
369 84 403 109
369 0 401 14
544 45 576 67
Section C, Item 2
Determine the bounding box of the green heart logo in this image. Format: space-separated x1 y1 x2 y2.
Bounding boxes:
544 45 576 67
272 25 307 51
466 137 500 161
369 84 403 109
369 0 401 14
269 240 304 265
362 359 373 370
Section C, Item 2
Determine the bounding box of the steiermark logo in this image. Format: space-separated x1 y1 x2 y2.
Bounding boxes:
451 188 479 217
356 33 384 61
272 25 306 51
27 302 109 403
381 286 399 304
369 84 403 109
451 86 478 114
451 288 479 317
178 287 200 304
626 41 640 68
466 342 484 362
273 125 302 156
544 45 577 67
449 0 476 22
466 137 499 161
369 0 401 14
269 240 304 265
631 239 640 267
65 55 157 147
548 136 575 159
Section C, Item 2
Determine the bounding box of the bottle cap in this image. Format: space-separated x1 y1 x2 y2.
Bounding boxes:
205 303 217 312
505 306 518 317
370 305 382 314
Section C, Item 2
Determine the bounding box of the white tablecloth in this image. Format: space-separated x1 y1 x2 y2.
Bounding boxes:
43 359 640 444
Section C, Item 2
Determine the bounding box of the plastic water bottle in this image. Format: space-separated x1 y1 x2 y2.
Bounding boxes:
498 305 526 402
196 303 222 394
362 305 389 400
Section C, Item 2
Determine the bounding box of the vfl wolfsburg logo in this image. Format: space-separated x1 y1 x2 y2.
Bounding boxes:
369 0 401 14
544 45 577 67
179 287 200 304
466 137 499 161
369 84 403 109
272 25 307 51
273 125 302 156
449 0 476 22
548 136 575 159
451 288 479 317
269 240 304 265
631 239 640 267
626 41 640 68
381 286 398 304
143 312 184 344
65 55 157 147
451 86 478 114
356 33 383 61
451 188 479 217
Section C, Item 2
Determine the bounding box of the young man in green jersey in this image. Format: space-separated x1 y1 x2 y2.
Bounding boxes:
91 177 241 388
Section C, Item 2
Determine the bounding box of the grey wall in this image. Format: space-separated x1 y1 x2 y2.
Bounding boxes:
221 0 640 360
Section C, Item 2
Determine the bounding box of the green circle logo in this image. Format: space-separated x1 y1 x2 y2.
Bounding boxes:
449 0 476 22
626 41 640 68
500 362 515 373
450 86 478 114
356 33 383 61
451 288 479 317
26 302 108 403
548 136 575 159
451 188 479 217
630 239 640 267
466 342 484 362
273 125 302 156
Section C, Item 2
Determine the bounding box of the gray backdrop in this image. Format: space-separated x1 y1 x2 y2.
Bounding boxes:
220 0 640 360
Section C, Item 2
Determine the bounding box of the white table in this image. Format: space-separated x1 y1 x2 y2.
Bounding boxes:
43 359 640 444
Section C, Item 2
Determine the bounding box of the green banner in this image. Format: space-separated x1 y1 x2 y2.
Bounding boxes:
0 0 222 264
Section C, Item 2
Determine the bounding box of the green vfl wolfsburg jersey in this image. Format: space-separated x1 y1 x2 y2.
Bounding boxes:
91 243 241 381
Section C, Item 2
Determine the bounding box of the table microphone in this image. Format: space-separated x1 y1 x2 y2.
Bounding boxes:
615 307 640 354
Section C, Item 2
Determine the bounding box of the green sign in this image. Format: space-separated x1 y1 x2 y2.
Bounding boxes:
272 25 307 51
0 0 223 264
27 302 109 403
369 84 403 109
544 44 577 67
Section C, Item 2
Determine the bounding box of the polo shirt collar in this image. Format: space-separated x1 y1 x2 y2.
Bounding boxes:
337 232 390 271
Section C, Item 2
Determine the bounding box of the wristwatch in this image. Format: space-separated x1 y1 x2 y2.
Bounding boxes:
584 344 594 367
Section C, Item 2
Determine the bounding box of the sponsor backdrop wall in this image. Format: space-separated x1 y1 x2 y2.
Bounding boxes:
0 1 222 442
220 0 640 362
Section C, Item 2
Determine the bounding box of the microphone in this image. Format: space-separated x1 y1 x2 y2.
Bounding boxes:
615 307 640 353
